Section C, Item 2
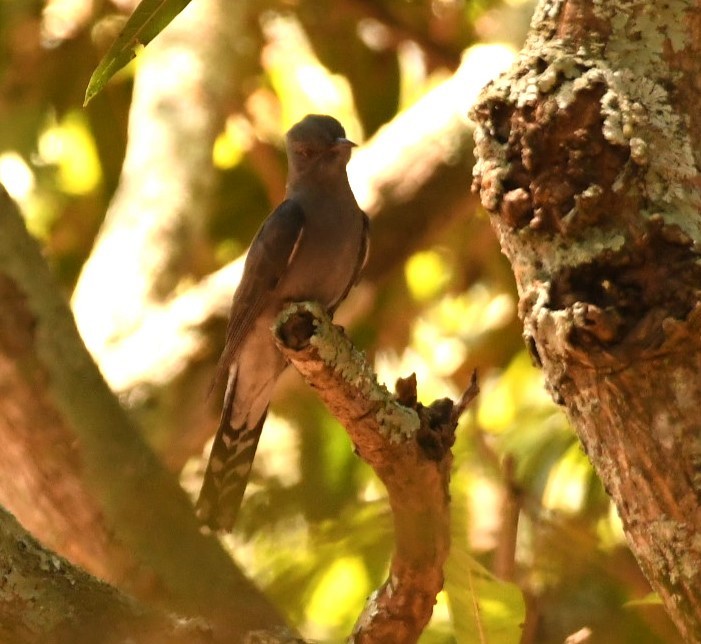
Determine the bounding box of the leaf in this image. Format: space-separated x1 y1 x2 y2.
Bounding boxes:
624 592 663 608
445 545 525 644
84 0 192 105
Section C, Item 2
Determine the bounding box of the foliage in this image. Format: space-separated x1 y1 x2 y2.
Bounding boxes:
84 0 192 105
445 549 525 644
0 0 677 642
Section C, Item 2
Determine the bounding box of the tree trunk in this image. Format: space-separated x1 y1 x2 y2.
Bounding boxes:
0 507 212 644
471 1 701 641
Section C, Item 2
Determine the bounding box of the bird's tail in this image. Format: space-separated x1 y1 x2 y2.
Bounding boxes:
195 373 268 531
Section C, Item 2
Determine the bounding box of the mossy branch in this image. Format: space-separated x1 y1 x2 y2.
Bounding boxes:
273 302 478 643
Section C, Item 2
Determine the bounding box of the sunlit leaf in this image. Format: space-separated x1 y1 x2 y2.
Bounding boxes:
478 351 555 433
624 592 663 607
212 132 244 170
445 544 525 644
542 441 594 514
405 249 452 301
419 591 456 643
38 111 102 195
243 501 392 638
306 556 371 634
596 500 627 550
84 0 191 104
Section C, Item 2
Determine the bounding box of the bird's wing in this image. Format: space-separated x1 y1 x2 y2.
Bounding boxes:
330 211 370 312
354 212 371 284
213 199 305 385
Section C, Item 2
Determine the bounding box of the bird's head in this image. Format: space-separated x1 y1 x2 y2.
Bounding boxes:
285 114 356 184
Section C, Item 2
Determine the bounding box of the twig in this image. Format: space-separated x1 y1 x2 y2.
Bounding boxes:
492 455 521 582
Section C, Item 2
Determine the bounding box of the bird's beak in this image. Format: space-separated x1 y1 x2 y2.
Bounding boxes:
334 137 357 148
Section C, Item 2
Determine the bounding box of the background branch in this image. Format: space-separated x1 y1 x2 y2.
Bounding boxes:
72 0 246 355
0 185 291 641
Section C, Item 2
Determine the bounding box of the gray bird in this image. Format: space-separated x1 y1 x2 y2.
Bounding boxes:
196 114 370 531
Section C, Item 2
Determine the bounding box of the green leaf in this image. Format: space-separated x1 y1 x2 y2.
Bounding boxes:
84 0 191 105
624 592 663 608
445 545 525 644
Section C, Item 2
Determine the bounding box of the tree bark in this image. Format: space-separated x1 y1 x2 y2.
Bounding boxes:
471 1 701 640
0 507 213 644
273 302 478 643
0 185 292 641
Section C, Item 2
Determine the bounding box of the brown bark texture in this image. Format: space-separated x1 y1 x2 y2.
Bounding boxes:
0 507 214 644
273 302 478 644
471 0 701 641
0 185 291 641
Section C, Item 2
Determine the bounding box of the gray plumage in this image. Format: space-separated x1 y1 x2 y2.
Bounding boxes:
196 115 370 531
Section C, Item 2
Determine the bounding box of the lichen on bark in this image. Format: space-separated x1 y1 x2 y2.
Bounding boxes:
470 0 701 640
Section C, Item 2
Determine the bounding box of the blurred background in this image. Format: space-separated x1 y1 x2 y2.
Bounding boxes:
0 0 678 641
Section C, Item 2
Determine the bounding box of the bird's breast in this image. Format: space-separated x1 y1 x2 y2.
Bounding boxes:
276 199 364 308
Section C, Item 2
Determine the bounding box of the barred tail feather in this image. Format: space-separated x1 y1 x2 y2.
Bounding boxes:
196 373 268 531
196 412 267 531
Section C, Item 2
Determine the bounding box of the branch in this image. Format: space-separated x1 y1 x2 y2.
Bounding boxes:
0 507 211 644
343 0 462 70
348 49 485 281
72 0 246 355
272 302 478 643
0 505 303 644
0 185 292 640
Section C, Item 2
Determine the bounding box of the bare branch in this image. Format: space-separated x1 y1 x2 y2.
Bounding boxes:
273 302 478 643
343 0 462 70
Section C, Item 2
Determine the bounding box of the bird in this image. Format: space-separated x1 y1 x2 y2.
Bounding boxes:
196 114 370 531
